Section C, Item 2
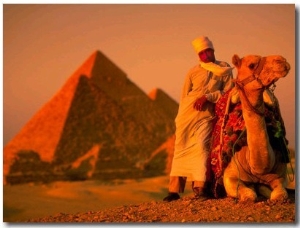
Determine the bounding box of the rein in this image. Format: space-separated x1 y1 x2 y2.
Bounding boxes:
235 57 267 116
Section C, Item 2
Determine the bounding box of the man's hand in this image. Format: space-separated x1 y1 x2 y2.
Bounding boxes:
193 95 207 111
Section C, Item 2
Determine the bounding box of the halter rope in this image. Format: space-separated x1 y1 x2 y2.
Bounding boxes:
235 57 267 116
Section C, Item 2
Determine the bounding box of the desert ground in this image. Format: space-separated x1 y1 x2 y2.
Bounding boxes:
3 175 177 222
3 158 296 223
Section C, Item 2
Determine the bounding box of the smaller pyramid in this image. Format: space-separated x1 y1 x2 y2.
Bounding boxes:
149 88 178 121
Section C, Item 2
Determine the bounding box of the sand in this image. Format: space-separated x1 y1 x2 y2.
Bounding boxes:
3 175 185 222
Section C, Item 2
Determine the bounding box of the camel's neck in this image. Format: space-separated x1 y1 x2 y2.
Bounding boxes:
239 89 275 175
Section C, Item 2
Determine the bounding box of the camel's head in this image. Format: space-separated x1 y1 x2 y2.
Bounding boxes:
232 54 290 89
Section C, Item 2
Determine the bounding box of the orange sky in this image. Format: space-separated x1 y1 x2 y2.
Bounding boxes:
3 4 296 149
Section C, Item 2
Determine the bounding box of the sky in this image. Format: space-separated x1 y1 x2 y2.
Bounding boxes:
2 3 297 150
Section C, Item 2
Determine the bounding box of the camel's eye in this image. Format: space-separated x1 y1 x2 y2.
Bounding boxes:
249 63 256 70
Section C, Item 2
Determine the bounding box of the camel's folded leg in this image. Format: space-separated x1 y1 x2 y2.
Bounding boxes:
269 178 288 201
223 174 257 202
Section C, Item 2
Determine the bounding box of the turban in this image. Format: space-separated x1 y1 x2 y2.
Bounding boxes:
192 36 214 54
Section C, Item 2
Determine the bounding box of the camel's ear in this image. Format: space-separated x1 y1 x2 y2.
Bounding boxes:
232 54 241 68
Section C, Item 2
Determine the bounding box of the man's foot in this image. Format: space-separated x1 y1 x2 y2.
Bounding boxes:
163 192 180 202
192 193 208 201
192 187 208 201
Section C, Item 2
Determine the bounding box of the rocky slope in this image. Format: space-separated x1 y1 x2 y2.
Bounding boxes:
28 190 295 223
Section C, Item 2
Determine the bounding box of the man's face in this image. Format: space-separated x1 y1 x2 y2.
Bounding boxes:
198 48 215 63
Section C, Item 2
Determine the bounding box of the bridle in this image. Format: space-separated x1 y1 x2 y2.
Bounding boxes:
235 57 267 116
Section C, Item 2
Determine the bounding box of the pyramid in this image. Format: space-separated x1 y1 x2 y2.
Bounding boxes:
149 88 179 121
3 51 178 184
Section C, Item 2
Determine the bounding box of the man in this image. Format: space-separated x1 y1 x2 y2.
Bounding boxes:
163 36 234 202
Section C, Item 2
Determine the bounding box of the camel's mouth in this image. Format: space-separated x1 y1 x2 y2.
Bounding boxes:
277 63 290 78
270 61 290 81
277 61 290 76
267 67 289 86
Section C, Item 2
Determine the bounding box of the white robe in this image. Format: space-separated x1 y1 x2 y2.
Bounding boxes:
170 61 233 181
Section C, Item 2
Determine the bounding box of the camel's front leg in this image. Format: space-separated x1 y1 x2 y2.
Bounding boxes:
223 164 257 202
269 177 288 201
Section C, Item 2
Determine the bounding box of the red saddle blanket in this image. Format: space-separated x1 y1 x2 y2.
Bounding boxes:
207 88 289 198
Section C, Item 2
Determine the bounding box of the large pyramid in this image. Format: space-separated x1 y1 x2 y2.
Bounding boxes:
3 51 178 184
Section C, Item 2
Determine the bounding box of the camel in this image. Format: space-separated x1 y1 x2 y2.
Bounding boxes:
220 54 291 202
